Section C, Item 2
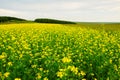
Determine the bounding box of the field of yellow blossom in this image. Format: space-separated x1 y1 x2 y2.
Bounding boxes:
0 23 120 80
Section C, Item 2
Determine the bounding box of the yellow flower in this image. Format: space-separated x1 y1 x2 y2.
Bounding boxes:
23 43 29 49
0 55 6 59
36 73 41 79
80 71 86 76
19 54 23 58
8 62 13 66
29 60 32 63
3 40 6 42
14 78 21 80
78 73 81 76
109 59 112 64
68 66 78 74
90 64 92 66
8 46 12 49
91 73 94 76
35 53 40 57
0 72 2 77
4 72 10 78
38 68 43 71
57 71 64 78
31 65 37 68
29 54 33 57
106 77 109 80
11 36 16 40
94 78 97 80
82 78 86 80
59 69 66 72
114 65 118 71
62 57 72 63
43 77 48 80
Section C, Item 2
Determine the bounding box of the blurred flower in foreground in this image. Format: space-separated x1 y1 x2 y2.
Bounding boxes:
57 71 64 78
62 57 72 63
14 78 21 80
4 72 10 78
0 55 6 59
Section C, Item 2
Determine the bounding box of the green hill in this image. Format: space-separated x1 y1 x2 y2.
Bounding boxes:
0 16 28 23
34 18 76 24
0 16 76 24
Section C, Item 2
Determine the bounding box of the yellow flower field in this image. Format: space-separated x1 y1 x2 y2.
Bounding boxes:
0 23 120 80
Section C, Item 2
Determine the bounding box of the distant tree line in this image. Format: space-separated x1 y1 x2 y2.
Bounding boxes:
0 16 26 23
0 16 76 24
34 18 76 24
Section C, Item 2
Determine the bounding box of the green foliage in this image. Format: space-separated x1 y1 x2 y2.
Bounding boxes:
34 18 76 24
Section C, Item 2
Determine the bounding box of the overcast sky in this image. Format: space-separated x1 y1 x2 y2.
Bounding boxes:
0 0 120 22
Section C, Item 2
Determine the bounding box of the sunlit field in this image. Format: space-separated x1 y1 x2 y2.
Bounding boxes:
0 23 120 80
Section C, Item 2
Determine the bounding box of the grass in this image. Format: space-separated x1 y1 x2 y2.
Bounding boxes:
0 23 120 80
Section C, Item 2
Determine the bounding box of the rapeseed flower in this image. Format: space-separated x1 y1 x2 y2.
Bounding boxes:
0 72 2 77
0 55 6 59
4 72 10 78
94 78 97 80
36 73 41 79
43 77 48 80
68 66 78 74
57 71 64 78
62 57 72 63
14 78 21 80
109 59 112 64
8 62 13 66
38 68 43 71
11 36 16 40
80 71 86 76
19 54 23 58
31 65 37 68
91 73 94 76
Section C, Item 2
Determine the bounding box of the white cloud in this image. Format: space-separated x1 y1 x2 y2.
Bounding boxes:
59 2 86 10
0 0 120 22
111 7 120 11
0 8 27 19
0 8 18 14
109 0 120 2
94 5 120 12
15 1 86 11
